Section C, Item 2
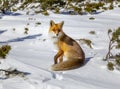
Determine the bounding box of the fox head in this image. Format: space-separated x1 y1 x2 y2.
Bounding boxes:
49 20 64 38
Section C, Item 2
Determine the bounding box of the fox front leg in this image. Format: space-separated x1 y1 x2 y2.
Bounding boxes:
54 50 63 64
59 54 63 63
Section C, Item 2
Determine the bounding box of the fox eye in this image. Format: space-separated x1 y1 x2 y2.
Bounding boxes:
58 29 60 32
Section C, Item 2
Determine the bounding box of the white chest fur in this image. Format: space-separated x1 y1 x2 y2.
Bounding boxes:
48 32 59 51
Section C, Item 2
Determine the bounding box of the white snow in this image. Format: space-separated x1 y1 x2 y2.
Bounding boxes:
0 7 120 89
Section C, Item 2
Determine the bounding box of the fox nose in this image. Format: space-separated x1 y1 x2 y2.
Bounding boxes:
56 33 59 36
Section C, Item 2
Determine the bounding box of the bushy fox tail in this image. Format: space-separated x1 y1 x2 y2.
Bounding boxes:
51 59 84 71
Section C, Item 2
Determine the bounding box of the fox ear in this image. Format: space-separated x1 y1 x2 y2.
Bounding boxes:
50 20 55 26
60 21 64 28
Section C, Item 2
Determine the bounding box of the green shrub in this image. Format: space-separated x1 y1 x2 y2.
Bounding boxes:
54 8 60 14
42 11 49 16
0 45 11 59
79 39 93 48
107 55 120 71
35 22 41 26
39 0 65 11
106 28 120 60
89 17 95 20
34 10 41 14
89 31 96 35
18 4 25 10
0 68 29 78
12 8 17 12
106 0 113 3
115 57 120 67
106 27 120 71
102 7 108 10
109 3 114 10
84 2 104 14
118 4 120 7
84 7 93 13
24 27 29 34
73 6 82 15
107 62 114 71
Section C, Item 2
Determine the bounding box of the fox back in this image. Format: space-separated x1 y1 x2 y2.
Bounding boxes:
49 20 85 71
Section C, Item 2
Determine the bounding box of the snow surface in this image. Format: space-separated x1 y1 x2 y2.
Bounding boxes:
0 8 120 89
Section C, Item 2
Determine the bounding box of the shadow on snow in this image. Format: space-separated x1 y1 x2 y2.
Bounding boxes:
0 68 31 80
0 30 7 35
0 34 42 44
1 12 22 16
84 57 93 65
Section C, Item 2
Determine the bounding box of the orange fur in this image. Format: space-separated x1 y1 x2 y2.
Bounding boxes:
49 20 85 71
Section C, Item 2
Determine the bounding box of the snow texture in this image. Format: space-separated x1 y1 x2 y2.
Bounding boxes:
0 7 120 89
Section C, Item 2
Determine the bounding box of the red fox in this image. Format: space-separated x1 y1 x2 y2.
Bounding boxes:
49 20 85 71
